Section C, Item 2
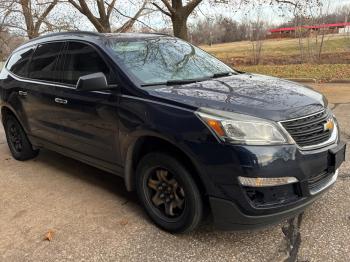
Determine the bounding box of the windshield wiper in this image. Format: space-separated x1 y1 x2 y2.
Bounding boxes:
141 77 211 87
212 72 234 78
141 73 236 87
165 78 210 85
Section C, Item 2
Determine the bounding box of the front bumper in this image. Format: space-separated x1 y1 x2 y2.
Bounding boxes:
192 139 346 230
210 171 338 230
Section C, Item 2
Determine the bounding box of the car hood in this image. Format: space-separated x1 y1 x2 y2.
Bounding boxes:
145 74 326 121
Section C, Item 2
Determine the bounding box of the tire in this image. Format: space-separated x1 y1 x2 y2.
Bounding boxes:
136 152 203 233
4 115 39 161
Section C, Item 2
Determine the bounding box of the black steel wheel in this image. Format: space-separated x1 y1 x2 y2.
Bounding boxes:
146 168 186 219
4 115 39 161
136 152 203 233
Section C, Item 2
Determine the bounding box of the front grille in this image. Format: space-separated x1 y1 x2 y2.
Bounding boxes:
281 110 333 148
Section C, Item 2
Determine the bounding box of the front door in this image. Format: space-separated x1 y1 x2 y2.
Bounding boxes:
55 41 121 168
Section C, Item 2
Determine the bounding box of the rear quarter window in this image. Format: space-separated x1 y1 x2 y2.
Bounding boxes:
6 46 35 77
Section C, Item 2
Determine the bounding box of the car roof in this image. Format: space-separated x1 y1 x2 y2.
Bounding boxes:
14 31 170 52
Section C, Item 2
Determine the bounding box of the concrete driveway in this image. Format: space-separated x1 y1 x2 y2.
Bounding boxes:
0 83 349 262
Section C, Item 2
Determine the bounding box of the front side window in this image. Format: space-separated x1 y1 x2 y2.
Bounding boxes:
6 46 35 77
28 42 64 82
61 42 111 85
108 37 234 85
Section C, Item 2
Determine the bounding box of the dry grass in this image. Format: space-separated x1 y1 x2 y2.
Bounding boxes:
201 34 350 65
201 34 350 81
237 64 350 82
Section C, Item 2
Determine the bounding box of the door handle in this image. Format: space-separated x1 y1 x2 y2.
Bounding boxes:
54 98 68 104
18 91 27 96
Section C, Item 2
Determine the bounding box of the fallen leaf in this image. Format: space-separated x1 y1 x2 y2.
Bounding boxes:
119 219 128 226
44 229 55 241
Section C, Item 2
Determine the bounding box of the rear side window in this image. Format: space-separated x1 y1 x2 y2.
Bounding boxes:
28 42 64 82
6 46 35 77
61 42 111 85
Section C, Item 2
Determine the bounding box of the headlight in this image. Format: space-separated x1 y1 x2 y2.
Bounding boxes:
196 108 289 145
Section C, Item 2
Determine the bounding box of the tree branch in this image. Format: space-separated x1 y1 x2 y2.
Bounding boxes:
34 0 58 33
273 0 298 7
68 0 105 32
106 0 116 18
67 0 83 13
184 0 202 15
159 0 175 14
97 0 107 21
152 2 171 17
104 0 157 32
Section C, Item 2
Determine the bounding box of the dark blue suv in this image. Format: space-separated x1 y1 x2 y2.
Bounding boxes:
0 32 346 233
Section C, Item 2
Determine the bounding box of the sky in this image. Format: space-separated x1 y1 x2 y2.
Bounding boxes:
16 0 350 35
191 0 350 25
132 0 350 31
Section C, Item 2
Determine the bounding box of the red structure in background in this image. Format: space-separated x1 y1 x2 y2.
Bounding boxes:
268 22 350 38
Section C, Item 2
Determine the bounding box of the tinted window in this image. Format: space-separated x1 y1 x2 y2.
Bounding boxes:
6 46 35 77
28 42 64 82
62 42 110 85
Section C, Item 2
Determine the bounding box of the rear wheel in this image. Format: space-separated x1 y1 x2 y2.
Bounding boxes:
136 153 203 233
4 115 39 161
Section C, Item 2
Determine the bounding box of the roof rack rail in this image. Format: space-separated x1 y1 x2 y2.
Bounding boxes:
139 32 173 37
31 31 103 41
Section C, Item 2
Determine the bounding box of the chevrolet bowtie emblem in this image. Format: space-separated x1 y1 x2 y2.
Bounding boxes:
324 119 334 132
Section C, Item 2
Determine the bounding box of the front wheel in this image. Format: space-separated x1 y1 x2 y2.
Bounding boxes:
136 153 203 233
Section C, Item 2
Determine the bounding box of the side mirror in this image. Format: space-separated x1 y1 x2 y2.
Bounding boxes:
76 72 109 92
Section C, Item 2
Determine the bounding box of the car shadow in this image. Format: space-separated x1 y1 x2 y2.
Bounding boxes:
23 147 284 241
32 148 138 206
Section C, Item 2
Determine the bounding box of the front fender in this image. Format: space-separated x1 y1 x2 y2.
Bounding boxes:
118 94 218 193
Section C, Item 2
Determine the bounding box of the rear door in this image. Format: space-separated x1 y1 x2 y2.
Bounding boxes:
4 45 36 130
24 42 66 143
55 41 121 169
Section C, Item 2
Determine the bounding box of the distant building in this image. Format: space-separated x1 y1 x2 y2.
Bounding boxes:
267 22 350 38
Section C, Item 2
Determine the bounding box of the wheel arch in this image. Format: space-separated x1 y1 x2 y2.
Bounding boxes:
1 105 30 133
124 135 207 197
1 106 19 124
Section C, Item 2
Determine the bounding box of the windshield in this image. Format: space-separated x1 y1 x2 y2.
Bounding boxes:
108 37 235 85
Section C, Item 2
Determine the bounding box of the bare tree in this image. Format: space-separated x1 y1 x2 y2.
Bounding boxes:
291 0 331 63
152 0 321 41
3 0 59 39
250 22 266 65
68 0 150 33
152 0 202 40
21 0 58 38
0 0 77 39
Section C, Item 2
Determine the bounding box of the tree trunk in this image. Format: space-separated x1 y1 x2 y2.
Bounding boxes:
172 15 188 41
100 18 111 33
28 29 40 39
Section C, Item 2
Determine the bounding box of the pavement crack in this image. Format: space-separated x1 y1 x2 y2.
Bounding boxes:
280 213 304 262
